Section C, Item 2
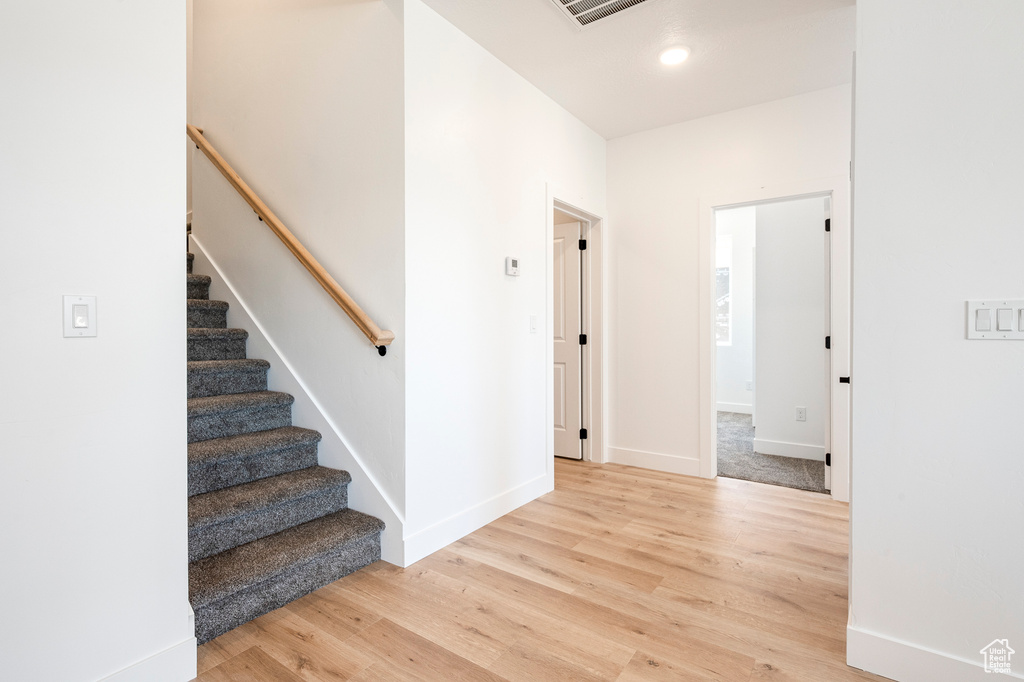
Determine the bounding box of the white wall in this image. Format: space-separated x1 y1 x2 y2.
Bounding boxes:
402 0 607 563
186 0 193 220
849 0 1024 679
753 197 827 460
0 2 194 681
191 0 408 559
715 207 755 413
607 85 851 477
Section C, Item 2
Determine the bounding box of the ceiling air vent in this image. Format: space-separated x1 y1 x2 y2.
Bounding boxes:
550 0 649 28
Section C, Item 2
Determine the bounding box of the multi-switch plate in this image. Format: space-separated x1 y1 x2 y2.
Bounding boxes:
967 300 1024 340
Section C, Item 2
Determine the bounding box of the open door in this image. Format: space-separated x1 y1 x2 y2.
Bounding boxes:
553 221 583 460
824 198 833 492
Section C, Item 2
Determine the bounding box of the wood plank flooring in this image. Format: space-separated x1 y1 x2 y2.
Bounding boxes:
194 459 886 681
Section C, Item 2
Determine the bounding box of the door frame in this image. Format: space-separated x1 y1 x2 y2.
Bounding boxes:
547 189 605 465
699 176 851 501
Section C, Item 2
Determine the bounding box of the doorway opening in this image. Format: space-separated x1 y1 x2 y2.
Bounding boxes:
714 196 831 493
699 178 851 502
550 198 603 464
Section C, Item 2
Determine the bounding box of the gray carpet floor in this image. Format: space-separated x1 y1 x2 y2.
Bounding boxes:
717 412 828 494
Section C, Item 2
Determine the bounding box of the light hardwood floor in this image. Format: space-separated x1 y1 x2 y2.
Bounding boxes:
195 459 886 681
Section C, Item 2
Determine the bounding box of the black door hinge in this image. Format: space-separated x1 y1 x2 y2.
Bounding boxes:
580 428 588 440
579 333 587 345
825 452 831 466
839 376 851 384
579 238 587 250
825 335 831 350
825 218 831 232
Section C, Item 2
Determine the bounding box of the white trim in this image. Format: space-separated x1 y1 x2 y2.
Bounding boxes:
190 236 406 566
607 447 701 477
751 438 825 461
402 473 552 566
699 176 851 503
847 625 1023 681
716 402 752 415
186 209 193 226
99 637 196 682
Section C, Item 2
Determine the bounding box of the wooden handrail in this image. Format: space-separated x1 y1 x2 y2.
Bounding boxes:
187 124 395 352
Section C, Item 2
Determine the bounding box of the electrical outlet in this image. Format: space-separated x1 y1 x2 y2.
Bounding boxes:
795 407 807 422
745 381 753 391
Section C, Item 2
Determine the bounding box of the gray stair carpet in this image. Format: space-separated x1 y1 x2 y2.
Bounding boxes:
717 411 828 494
185 251 384 645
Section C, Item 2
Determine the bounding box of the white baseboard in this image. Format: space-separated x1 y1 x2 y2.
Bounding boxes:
847 625 1022 681
100 637 196 682
403 472 553 566
752 438 825 461
717 402 752 414
607 447 701 477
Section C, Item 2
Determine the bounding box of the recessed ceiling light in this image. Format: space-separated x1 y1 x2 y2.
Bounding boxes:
659 47 690 66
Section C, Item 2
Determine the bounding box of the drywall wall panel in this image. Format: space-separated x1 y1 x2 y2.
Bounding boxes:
0 2 193 679
607 86 851 478
850 0 1024 678
403 0 606 562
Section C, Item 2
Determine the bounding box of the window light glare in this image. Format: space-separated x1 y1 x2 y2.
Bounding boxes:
660 47 690 66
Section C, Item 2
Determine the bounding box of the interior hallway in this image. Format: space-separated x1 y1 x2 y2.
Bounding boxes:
194 460 883 681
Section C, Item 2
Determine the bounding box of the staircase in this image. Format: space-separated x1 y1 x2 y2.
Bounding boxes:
186 251 384 644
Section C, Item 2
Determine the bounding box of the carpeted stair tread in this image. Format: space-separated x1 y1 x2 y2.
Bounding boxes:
188 359 270 398
187 299 228 309
187 299 229 329
187 327 247 339
187 327 248 361
188 358 270 376
188 466 351 561
187 390 293 417
189 466 350 529
189 426 320 466
187 274 211 300
190 508 385 608
187 391 294 443
187 427 322 495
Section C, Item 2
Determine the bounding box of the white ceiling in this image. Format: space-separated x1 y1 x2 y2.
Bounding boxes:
419 0 856 140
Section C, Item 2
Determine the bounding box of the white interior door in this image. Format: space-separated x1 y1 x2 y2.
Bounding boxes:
823 198 833 491
554 221 582 460
752 197 830 481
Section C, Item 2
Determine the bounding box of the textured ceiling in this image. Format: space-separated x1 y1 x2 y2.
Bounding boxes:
419 0 856 139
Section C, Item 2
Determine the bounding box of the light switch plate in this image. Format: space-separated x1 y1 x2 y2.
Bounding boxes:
967 300 1024 340
64 295 97 337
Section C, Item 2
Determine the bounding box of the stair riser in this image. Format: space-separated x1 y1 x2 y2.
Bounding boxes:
187 306 228 329
189 485 349 562
193 530 381 644
187 253 194 274
187 280 210 299
188 405 292 443
188 368 268 399
187 336 246 361
189 443 318 496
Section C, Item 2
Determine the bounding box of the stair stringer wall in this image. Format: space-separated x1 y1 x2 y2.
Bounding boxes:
190 235 405 565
